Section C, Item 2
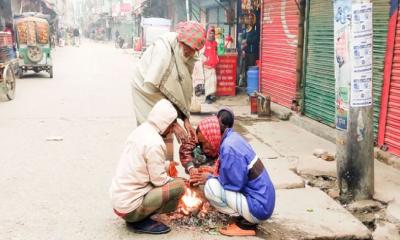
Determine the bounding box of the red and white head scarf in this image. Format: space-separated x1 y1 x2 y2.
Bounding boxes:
176 21 206 51
198 116 221 157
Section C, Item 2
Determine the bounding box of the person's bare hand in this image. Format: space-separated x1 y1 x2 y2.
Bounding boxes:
188 167 199 177
190 172 210 186
199 166 214 174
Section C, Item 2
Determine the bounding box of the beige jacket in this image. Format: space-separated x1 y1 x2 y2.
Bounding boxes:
110 99 177 214
131 32 196 124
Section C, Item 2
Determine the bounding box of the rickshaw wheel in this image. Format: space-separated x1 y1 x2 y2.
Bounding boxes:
4 64 16 100
49 67 53 78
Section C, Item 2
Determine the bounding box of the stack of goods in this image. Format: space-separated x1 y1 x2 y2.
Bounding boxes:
27 22 36 45
0 32 14 62
37 22 49 44
16 22 28 44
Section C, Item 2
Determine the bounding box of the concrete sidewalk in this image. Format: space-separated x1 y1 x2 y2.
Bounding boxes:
195 95 400 239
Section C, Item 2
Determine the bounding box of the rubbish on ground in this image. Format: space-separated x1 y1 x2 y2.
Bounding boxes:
313 149 328 158
313 149 335 161
321 154 335 161
46 136 64 141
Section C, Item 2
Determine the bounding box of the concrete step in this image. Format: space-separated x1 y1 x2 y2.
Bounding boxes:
259 188 371 240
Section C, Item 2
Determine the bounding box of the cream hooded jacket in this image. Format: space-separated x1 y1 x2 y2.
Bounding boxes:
110 99 178 214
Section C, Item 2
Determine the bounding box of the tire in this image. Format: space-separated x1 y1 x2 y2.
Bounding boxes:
16 67 23 79
4 64 16 100
27 46 43 63
49 67 53 78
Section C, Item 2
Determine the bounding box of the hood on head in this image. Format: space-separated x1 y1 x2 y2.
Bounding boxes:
147 99 178 134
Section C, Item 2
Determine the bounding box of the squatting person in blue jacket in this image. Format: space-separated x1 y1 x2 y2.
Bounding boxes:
187 109 276 236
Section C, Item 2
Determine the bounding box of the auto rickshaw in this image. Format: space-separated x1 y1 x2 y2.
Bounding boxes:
14 14 53 78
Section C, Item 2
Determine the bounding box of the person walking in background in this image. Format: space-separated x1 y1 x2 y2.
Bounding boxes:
58 27 65 47
202 26 219 104
106 19 111 41
73 27 80 47
110 99 185 234
90 28 95 40
115 30 120 41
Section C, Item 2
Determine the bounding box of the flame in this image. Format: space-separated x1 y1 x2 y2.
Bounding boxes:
200 203 208 213
180 187 202 215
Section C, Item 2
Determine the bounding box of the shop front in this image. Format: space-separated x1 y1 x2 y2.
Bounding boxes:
112 2 135 47
198 0 239 96
212 0 263 97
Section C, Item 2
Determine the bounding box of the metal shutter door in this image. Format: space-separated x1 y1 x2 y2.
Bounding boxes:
260 0 300 108
384 6 400 155
304 0 335 126
372 0 391 137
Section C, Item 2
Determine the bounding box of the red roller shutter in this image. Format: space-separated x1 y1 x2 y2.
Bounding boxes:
260 0 301 108
379 2 400 156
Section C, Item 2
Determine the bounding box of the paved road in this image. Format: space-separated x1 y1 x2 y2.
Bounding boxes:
0 41 261 240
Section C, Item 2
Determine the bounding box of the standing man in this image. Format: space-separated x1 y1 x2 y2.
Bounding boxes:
59 27 65 47
73 27 80 47
110 99 185 234
115 29 120 41
131 21 206 140
106 19 111 41
203 26 218 104
240 22 258 87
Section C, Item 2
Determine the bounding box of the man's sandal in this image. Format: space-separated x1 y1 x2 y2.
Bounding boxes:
219 223 256 236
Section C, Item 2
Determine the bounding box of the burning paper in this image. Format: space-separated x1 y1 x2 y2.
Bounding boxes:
167 186 229 233
180 187 203 215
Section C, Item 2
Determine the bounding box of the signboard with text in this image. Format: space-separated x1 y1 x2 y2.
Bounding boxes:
216 54 237 96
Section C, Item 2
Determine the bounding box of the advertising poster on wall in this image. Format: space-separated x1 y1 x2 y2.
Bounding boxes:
350 3 373 107
334 0 352 130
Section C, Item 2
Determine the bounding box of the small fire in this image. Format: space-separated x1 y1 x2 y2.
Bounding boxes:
180 187 203 215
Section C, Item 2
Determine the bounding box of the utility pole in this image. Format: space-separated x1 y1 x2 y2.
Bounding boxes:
334 0 374 201
185 0 190 21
